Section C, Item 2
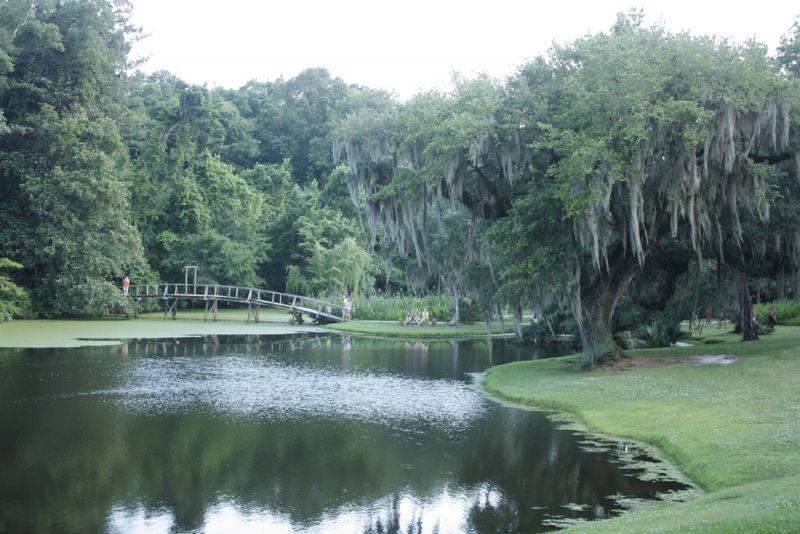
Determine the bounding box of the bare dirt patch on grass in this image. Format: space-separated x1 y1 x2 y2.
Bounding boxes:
598 354 736 373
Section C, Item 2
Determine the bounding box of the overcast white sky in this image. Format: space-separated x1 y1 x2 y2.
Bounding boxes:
128 1 799 100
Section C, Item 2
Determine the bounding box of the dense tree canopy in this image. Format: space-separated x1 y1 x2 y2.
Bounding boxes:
0 0 145 315
0 1 798 362
333 13 800 362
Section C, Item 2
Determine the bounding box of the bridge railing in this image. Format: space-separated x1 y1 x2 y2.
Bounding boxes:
131 283 346 319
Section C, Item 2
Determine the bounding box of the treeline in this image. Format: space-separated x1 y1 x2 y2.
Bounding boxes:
2 2 800 365
0 0 388 319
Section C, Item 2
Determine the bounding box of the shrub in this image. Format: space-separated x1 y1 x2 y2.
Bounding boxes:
338 294 480 322
0 259 31 321
640 315 682 347
521 310 577 345
56 280 134 318
754 299 800 324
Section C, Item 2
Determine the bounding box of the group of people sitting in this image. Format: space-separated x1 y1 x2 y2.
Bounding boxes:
402 308 431 326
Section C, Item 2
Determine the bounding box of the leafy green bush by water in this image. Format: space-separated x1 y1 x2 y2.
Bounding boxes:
56 281 133 318
342 294 479 322
754 299 800 324
0 259 30 321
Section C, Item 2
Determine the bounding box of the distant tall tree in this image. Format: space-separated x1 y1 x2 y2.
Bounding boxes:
333 81 509 319
0 0 147 315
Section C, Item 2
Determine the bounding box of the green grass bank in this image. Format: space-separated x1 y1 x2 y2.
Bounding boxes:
323 319 515 339
483 327 800 532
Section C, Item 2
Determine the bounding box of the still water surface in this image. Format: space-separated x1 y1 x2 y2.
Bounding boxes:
0 334 691 533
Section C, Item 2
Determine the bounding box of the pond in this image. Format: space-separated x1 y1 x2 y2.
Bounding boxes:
0 333 693 533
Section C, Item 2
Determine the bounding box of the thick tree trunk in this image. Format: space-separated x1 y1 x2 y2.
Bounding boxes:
496 304 506 332
777 267 786 301
545 315 557 341
737 270 758 341
451 287 460 324
691 261 701 324
513 302 523 339
570 258 642 367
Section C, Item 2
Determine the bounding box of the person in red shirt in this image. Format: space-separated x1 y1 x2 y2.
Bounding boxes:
122 276 130 296
704 308 712 326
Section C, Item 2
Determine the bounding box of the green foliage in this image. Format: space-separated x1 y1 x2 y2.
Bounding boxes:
1 2 799 331
521 310 578 345
57 280 132 318
346 294 479 322
640 315 683 348
0 258 30 320
223 68 350 183
754 299 800 324
778 18 800 76
325 237 374 295
325 319 510 338
161 230 262 287
0 1 146 316
268 181 374 294
8 107 145 312
285 264 308 295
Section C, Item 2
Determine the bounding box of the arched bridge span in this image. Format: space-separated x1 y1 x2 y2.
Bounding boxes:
132 284 344 324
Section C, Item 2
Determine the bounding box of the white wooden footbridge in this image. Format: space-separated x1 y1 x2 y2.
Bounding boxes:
131 283 344 324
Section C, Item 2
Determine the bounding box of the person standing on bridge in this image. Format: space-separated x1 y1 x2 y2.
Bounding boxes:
122 275 130 296
343 294 352 321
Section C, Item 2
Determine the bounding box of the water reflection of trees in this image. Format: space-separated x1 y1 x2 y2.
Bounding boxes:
1 406 688 532
114 334 566 382
0 340 687 533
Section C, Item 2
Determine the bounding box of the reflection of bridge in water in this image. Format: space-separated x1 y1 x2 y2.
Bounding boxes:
132 283 344 324
122 333 340 358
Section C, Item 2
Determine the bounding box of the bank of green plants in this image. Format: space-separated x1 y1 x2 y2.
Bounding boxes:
483 326 800 531
0 259 30 321
324 319 512 338
345 294 480 322
754 299 800 325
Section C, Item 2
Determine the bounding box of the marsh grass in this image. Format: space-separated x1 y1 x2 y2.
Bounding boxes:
483 326 800 532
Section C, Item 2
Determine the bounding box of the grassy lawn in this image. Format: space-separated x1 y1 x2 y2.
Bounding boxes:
483 326 800 532
323 319 515 338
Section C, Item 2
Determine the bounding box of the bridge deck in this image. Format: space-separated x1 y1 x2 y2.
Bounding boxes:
132 284 345 323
